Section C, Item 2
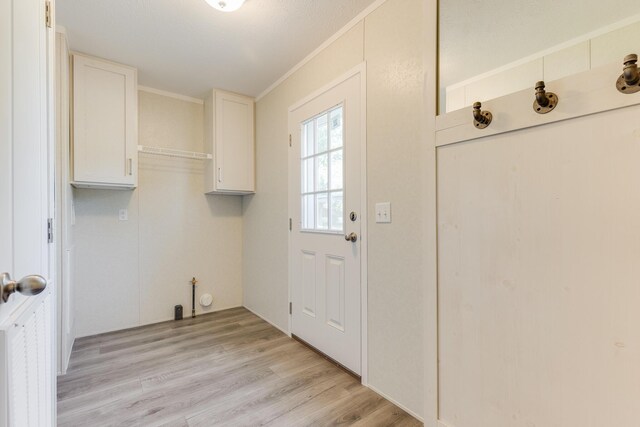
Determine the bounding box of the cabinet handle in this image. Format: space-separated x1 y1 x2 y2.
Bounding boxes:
218 167 223 183
128 158 133 176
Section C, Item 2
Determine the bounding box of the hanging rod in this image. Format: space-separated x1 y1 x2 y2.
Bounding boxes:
138 145 212 160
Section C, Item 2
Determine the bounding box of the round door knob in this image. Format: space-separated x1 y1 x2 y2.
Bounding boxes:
345 232 358 242
1 273 47 303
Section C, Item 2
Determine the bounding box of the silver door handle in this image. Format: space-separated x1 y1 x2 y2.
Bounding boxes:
0 273 47 303
345 232 357 242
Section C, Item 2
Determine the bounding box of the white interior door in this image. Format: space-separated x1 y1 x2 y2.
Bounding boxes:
0 0 55 425
289 70 363 375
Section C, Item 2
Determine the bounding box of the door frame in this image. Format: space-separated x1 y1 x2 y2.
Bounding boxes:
287 63 368 384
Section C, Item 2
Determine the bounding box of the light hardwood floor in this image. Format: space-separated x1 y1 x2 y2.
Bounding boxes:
57 307 422 426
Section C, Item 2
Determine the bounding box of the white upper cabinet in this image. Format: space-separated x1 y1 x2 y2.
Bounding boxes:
204 90 255 194
71 54 138 189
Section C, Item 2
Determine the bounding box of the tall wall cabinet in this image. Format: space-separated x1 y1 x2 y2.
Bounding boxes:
71 54 138 189
204 90 255 194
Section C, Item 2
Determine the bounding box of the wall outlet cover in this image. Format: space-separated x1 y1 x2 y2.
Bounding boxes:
375 202 391 223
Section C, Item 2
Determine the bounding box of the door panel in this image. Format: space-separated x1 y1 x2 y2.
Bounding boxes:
301 251 317 317
0 0 54 425
289 71 362 374
12 0 47 283
325 255 345 331
1 0 50 320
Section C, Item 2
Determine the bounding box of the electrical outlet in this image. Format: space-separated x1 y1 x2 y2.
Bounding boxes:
119 209 128 221
375 202 391 223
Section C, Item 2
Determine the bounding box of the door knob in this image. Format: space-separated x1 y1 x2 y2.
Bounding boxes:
0 273 47 303
344 232 358 242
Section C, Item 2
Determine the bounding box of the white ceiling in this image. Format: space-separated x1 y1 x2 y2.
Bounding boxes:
440 0 640 88
57 0 376 98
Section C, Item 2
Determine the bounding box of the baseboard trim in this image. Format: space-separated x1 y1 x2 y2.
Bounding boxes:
366 383 424 422
243 305 291 337
61 337 74 374
75 305 244 340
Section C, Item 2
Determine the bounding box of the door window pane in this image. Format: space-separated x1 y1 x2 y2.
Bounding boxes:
315 154 328 191
302 158 314 193
330 150 343 190
302 194 315 229
302 121 314 157
315 114 328 153
329 107 343 149
330 191 343 231
316 193 328 230
300 104 344 233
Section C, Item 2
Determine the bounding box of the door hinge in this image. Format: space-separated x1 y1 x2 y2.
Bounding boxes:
289 134 292 147
47 218 53 243
45 1 52 28
289 218 292 231
289 302 292 315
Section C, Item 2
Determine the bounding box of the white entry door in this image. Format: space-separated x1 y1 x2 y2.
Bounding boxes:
289 69 364 375
0 0 55 425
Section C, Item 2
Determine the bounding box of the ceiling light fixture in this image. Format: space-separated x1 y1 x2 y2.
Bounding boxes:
205 0 245 12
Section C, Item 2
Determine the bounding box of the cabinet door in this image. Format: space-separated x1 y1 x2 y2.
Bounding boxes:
215 91 254 192
73 55 137 187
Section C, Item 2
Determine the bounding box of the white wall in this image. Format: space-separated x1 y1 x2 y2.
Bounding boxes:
74 90 243 337
436 105 640 427
242 0 425 417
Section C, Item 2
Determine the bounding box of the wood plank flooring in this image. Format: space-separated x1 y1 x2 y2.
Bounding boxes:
57 307 422 427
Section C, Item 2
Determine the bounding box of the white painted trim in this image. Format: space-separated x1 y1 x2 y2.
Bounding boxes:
287 64 367 112
367 383 424 422
71 51 137 72
46 5 58 424
63 338 73 374
424 0 439 425
287 62 368 383
138 85 204 105
243 305 291 337
74 305 243 339
54 30 74 376
358 65 368 387
256 0 387 101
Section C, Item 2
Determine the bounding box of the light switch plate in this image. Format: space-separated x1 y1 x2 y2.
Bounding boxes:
119 209 128 221
375 202 391 223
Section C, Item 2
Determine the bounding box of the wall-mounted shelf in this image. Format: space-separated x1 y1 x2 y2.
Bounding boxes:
138 145 212 160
